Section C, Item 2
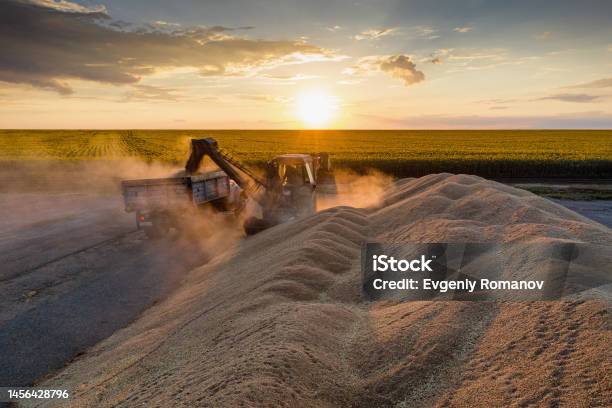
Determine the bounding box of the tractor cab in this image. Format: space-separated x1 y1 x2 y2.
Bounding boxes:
266 154 317 217
273 154 316 188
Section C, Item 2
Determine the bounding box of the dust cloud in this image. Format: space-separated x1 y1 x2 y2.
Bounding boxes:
0 158 182 233
317 169 395 210
171 204 244 259
0 158 245 257
0 159 182 194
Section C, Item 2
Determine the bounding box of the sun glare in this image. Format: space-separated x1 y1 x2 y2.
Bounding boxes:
296 90 337 128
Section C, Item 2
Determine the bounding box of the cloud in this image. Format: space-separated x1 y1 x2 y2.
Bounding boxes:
233 93 291 104
477 98 520 106
439 48 515 72
27 0 106 13
353 27 398 40
0 0 334 94
448 49 507 62
453 26 473 33
379 56 425 85
327 25 342 32
564 77 612 89
413 26 439 40
535 31 552 40
479 92 606 106
123 84 185 102
425 48 453 65
150 20 181 28
261 73 319 81
345 55 425 86
538 93 602 103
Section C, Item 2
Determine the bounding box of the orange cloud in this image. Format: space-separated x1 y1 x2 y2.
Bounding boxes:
345 55 425 86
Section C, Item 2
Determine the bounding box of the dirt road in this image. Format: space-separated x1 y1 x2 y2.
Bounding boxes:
0 193 210 387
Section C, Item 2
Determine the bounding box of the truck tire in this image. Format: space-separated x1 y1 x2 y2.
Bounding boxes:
243 217 271 235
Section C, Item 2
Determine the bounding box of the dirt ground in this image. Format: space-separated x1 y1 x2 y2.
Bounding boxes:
5 172 605 408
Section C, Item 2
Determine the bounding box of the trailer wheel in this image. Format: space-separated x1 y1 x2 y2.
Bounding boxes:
143 214 170 239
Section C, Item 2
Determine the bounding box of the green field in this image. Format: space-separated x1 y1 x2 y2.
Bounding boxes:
1 130 611 178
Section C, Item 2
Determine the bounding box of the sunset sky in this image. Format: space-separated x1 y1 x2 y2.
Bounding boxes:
1 0 611 129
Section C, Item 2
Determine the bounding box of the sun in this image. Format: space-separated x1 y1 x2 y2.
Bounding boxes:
295 90 337 128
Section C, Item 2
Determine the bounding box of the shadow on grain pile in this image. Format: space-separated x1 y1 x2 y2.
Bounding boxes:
31 174 611 408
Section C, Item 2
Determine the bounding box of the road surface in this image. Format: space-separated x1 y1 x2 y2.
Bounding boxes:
551 199 612 228
0 193 211 387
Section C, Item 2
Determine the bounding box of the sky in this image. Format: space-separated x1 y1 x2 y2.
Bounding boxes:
1 0 611 129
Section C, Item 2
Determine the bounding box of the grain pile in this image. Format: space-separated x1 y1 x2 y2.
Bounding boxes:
32 174 611 407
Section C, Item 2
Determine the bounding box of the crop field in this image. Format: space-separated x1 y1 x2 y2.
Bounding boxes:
0 129 611 178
